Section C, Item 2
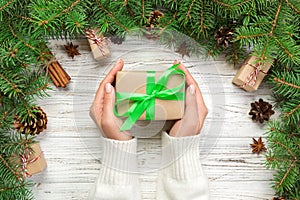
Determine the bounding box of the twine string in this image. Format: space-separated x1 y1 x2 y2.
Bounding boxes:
84 29 109 56
241 62 267 88
19 149 42 178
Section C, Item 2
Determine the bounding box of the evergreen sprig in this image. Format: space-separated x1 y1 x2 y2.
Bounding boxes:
0 0 299 199
266 66 300 199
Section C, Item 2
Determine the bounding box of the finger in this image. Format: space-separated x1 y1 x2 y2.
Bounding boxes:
102 83 116 121
184 85 198 119
93 59 124 106
184 85 208 133
177 62 197 86
102 83 132 140
102 58 124 84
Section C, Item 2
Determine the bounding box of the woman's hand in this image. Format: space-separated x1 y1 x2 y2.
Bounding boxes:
89 59 132 141
169 61 208 137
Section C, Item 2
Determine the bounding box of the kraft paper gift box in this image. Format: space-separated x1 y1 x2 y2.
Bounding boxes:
232 56 273 91
86 29 110 61
12 142 47 177
115 68 185 130
25 142 47 175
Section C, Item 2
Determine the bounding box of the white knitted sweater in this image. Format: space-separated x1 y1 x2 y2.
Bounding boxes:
88 132 209 200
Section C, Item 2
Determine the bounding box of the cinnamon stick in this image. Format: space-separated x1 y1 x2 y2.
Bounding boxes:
48 64 65 87
48 67 60 87
52 62 69 87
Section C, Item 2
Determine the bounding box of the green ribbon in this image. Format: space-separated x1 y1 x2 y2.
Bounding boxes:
114 64 185 131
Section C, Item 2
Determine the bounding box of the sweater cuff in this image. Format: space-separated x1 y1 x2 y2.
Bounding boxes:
98 137 138 185
161 132 204 180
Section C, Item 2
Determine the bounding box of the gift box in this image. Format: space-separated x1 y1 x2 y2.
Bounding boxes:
25 143 47 175
15 142 47 177
232 56 273 91
85 29 110 61
114 64 185 131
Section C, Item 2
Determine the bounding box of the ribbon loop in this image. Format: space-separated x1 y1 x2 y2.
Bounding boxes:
114 64 185 131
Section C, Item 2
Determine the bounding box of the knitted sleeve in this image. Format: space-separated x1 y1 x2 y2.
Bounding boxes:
88 137 141 200
156 132 209 200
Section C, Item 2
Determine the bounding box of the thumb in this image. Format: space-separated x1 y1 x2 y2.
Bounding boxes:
103 83 116 119
183 84 198 120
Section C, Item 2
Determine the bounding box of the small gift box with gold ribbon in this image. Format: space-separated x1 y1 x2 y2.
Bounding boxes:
232 56 273 91
114 64 186 131
85 28 110 61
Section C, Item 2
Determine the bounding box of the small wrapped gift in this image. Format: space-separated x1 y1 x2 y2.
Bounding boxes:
232 56 273 91
85 29 110 61
19 142 47 177
114 64 185 131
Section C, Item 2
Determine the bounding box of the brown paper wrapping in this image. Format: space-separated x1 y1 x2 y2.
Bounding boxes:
115 70 185 120
25 142 47 175
232 56 273 91
87 30 110 61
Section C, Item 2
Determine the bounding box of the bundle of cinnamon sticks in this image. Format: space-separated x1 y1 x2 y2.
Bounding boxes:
47 61 71 88
39 43 71 88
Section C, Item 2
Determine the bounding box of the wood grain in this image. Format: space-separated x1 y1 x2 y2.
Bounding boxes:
31 37 275 199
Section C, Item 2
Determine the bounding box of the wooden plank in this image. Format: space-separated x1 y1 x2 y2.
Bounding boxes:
32 36 275 199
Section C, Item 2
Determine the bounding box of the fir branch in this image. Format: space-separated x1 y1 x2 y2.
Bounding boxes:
11 13 34 21
0 182 27 192
285 103 300 119
0 154 22 181
95 0 129 32
277 159 297 188
37 0 81 26
159 12 177 35
142 0 144 19
0 111 8 129
211 0 251 8
273 37 295 59
285 0 300 15
273 77 300 90
0 0 15 12
25 83 49 96
274 140 297 158
0 72 20 94
185 0 196 20
7 20 35 51
199 0 205 33
269 1 282 35
236 33 267 40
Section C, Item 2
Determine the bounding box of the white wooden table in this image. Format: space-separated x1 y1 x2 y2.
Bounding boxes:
32 36 275 200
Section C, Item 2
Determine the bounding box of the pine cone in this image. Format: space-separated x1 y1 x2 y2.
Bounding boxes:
249 99 275 123
214 26 234 48
147 10 164 29
14 106 48 135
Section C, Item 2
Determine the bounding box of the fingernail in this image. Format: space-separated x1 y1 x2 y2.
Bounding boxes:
189 84 195 95
114 58 122 67
105 83 112 93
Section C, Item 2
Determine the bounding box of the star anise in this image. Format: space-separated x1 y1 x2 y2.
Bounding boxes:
249 98 275 123
64 42 80 59
250 137 267 154
175 42 190 58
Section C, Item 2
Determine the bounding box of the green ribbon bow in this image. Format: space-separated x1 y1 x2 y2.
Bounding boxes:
114 64 185 131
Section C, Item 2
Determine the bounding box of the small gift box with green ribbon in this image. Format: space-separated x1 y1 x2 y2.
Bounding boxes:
114 64 186 131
